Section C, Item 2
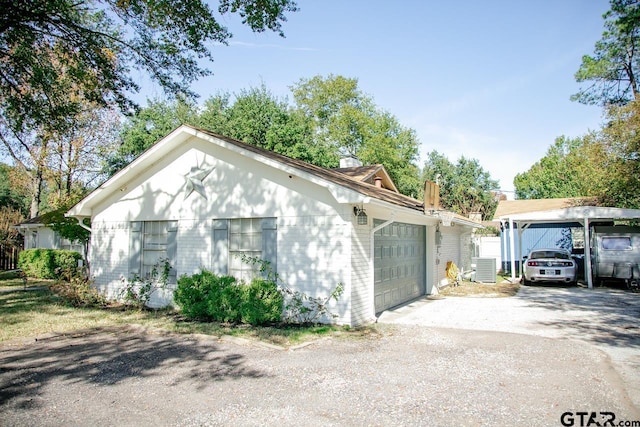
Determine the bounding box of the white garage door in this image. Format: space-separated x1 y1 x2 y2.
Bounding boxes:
374 221 426 313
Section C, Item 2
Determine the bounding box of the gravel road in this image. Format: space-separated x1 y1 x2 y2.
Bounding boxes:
1 285 639 427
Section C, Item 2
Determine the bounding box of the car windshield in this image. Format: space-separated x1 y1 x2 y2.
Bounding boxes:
530 251 570 260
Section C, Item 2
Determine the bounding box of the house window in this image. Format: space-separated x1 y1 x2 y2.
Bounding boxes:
129 220 178 282
212 218 277 282
142 221 169 279
28 230 38 249
229 218 263 282
55 232 84 254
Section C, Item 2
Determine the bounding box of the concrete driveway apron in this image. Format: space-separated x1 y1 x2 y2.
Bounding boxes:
378 285 640 411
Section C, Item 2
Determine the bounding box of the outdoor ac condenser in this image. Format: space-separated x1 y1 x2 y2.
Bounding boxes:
472 257 497 283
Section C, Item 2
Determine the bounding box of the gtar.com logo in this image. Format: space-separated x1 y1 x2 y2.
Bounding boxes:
560 411 640 427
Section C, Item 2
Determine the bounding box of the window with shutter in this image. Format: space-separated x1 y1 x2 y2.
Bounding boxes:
130 221 178 282
213 217 277 282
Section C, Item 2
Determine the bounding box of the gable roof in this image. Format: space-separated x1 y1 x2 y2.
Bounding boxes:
332 165 399 193
67 125 425 216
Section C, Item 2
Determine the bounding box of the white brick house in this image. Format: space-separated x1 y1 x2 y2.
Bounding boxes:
66 125 479 325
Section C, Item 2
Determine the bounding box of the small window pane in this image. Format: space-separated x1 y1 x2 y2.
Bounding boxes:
602 237 632 250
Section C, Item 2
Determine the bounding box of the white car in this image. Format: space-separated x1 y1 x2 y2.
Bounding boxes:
522 248 577 285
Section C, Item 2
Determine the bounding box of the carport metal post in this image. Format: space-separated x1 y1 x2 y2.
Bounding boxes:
584 217 593 289
509 217 516 282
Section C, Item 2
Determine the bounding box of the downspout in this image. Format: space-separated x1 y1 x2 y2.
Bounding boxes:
74 217 92 275
76 217 91 232
370 213 395 321
500 220 507 275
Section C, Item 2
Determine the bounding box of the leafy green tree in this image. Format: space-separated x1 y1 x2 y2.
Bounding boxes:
572 0 640 105
0 0 298 148
107 98 200 174
41 207 92 265
291 75 422 196
422 151 499 220
513 134 611 202
208 85 337 167
597 99 640 208
292 74 371 157
0 163 30 215
514 136 587 199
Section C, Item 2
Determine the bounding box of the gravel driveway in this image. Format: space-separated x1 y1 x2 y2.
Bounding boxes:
1 286 639 427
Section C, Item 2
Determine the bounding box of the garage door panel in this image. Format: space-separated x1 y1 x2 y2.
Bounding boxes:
374 221 426 313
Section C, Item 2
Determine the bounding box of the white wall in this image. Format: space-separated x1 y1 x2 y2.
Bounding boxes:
89 140 356 323
478 236 502 272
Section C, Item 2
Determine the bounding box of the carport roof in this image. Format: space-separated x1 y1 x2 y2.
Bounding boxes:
495 200 640 289
497 205 640 224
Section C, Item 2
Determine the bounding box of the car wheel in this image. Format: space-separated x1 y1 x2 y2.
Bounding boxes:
522 278 531 286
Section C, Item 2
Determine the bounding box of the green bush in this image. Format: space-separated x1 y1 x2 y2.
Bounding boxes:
18 249 83 279
174 270 282 325
240 279 283 325
173 270 220 319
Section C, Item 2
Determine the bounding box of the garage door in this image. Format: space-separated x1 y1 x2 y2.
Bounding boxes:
374 221 426 312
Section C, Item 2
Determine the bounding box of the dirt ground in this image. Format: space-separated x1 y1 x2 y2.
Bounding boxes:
1 319 639 426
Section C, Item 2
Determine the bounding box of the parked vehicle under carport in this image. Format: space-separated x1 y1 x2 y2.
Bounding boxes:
591 225 640 289
522 248 577 286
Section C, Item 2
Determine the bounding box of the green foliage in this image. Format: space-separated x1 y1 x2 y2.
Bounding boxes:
119 257 171 309
0 163 29 215
422 151 499 220
572 0 640 106
50 268 107 308
18 249 83 279
291 74 422 196
240 279 284 325
107 98 201 174
241 255 344 324
40 208 90 251
0 0 297 169
597 99 640 208
174 270 283 325
280 283 344 325
514 136 591 200
106 75 424 198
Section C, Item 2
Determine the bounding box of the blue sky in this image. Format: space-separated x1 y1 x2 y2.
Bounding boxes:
141 0 611 197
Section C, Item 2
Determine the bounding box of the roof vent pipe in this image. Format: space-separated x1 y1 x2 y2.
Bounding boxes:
374 176 383 188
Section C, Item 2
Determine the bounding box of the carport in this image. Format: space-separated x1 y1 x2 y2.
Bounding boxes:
498 205 640 288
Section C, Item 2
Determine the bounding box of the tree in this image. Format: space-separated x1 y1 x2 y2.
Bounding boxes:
0 0 298 147
107 98 200 174
1 100 121 217
572 0 640 106
0 164 28 250
514 136 587 199
0 163 30 215
513 134 610 202
202 85 337 167
46 106 121 208
291 75 422 196
422 151 499 220
598 99 640 208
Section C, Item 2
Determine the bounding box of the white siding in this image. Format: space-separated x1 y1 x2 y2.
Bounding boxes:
89 221 130 300
88 142 356 323
351 220 373 325
435 226 474 283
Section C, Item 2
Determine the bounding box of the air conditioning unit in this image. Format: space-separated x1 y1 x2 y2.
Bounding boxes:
472 257 497 283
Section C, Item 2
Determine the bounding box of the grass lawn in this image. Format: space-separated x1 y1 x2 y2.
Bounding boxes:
0 277 371 346
1 272 519 346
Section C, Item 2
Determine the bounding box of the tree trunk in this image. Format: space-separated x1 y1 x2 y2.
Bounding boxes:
29 167 43 218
